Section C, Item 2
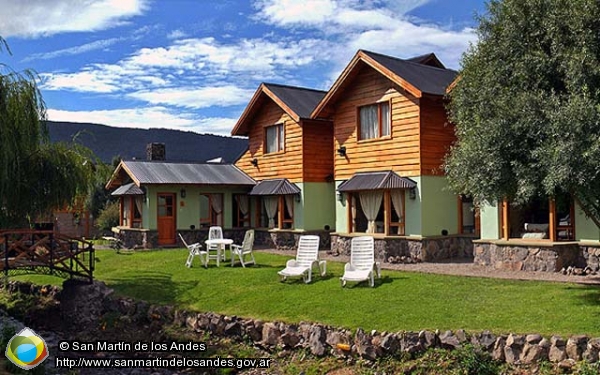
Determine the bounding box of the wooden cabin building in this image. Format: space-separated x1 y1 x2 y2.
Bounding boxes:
232 83 334 247
311 50 475 260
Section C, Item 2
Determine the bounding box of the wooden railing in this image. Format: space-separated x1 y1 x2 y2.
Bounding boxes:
0 230 94 283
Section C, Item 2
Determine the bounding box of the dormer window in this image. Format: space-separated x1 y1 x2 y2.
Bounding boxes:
265 124 284 153
359 102 390 140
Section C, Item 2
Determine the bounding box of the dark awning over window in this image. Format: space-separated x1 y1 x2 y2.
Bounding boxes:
337 171 417 192
248 179 301 195
111 182 145 196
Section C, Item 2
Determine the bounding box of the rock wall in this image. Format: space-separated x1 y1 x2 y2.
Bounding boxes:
5 280 597 367
330 235 474 263
474 242 584 272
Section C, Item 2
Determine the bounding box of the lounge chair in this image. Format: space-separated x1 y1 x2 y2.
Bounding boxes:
179 233 207 268
231 229 256 267
278 235 326 283
340 236 381 287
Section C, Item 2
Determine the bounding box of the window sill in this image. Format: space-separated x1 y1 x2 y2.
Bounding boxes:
263 150 286 157
357 136 392 144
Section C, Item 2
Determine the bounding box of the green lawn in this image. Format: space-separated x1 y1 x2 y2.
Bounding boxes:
10 249 600 337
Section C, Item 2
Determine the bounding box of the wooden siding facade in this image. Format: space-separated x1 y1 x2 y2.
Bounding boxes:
332 65 455 180
235 99 333 183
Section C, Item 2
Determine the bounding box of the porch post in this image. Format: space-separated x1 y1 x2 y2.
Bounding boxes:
549 198 557 242
501 199 509 240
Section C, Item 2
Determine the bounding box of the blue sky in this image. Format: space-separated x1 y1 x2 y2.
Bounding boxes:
0 0 487 136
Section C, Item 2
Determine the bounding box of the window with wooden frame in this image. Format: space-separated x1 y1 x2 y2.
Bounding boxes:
232 194 251 228
501 194 574 241
265 123 284 154
255 195 294 229
120 196 143 228
199 193 223 228
358 101 390 140
458 196 480 235
346 189 405 235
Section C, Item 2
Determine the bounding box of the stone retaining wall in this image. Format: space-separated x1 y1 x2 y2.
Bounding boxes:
474 242 586 272
330 234 474 263
5 280 597 367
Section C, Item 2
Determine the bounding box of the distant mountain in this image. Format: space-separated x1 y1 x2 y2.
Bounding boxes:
46 121 248 164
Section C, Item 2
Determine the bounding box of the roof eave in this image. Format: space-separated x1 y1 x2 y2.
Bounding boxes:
311 50 424 119
231 83 302 136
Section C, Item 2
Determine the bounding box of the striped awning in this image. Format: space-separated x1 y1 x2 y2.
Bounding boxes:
111 182 145 196
337 171 417 192
248 179 301 195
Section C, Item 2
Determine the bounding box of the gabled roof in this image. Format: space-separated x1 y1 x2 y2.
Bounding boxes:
106 161 256 189
111 182 145 196
337 171 417 192
406 53 446 69
231 83 327 136
248 179 301 195
311 50 457 118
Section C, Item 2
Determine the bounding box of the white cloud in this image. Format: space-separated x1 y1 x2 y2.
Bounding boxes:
40 36 325 95
253 0 336 26
41 69 122 93
23 37 124 61
128 86 255 109
47 107 237 135
167 29 188 39
0 0 147 38
254 0 476 70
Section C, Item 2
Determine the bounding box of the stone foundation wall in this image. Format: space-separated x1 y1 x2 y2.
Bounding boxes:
330 234 474 263
117 228 331 251
3 280 599 367
474 242 583 272
116 229 158 249
254 230 331 251
579 245 600 272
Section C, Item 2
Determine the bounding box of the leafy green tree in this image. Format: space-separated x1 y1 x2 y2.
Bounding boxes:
0 37 95 228
445 0 600 223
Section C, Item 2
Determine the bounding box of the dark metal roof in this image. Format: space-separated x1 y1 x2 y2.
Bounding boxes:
362 50 457 96
248 179 301 195
111 182 145 196
264 83 327 119
406 53 446 69
337 171 417 192
123 161 256 185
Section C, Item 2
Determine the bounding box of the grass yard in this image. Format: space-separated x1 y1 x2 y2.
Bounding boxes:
10 249 600 337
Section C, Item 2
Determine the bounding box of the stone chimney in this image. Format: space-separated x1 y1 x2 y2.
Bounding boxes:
146 142 166 161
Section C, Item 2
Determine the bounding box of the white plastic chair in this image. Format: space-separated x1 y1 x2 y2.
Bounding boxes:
340 236 381 287
278 235 326 283
207 226 225 262
179 233 207 268
231 229 255 267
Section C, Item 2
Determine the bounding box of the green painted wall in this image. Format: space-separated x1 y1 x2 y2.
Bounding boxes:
297 182 335 231
419 176 458 236
143 185 248 230
334 180 348 233
480 202 500 240
404 176 422 237
575 202 600 241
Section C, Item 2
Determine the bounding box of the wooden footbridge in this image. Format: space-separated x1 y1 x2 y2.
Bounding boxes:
0 230 94 283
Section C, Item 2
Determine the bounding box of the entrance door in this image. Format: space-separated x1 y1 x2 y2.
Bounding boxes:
157 193 176 245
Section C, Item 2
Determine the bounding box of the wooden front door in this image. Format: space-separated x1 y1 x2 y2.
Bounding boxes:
157 193 176 245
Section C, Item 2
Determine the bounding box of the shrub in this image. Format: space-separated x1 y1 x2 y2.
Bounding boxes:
95 201 119 231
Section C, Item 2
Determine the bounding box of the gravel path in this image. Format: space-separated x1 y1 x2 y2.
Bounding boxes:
258 249 600 285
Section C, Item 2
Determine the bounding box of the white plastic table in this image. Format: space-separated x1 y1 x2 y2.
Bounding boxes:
204 238 234 267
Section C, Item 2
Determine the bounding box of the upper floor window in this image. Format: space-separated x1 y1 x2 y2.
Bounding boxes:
359 102 390 140
265 124 284 153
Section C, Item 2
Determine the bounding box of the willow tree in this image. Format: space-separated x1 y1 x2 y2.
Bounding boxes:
445 0 600 223
0 37 94 228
